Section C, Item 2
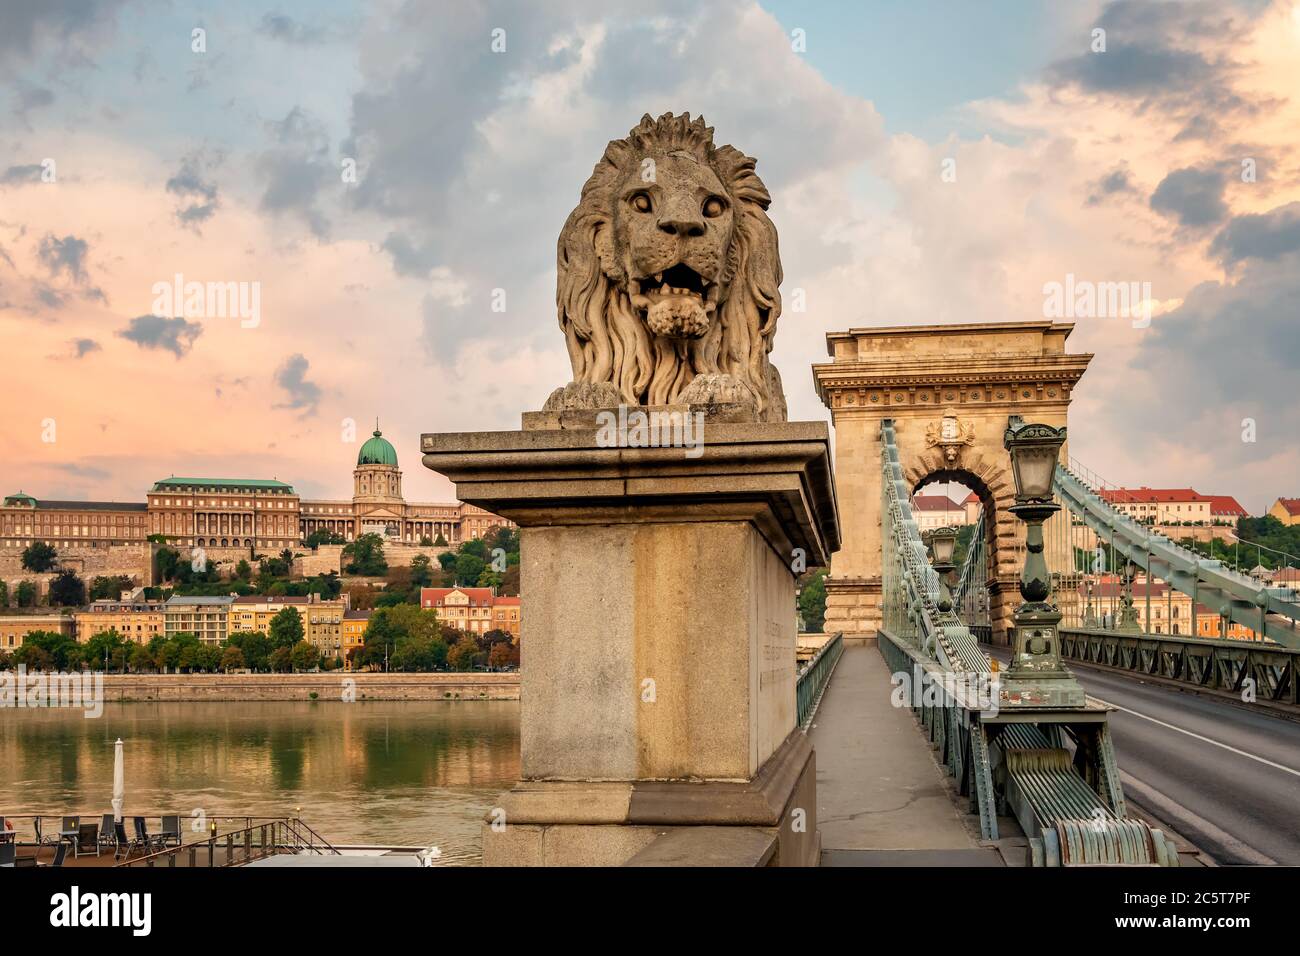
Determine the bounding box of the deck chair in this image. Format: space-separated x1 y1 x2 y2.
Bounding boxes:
76 822 99 858
0 841 15 867
58 816 80 854
133 816 164 853
159 814 182 848
113 820 133 860
45 843 68 867
98 813 117 853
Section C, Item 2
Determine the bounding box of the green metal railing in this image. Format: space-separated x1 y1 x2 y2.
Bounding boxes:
796 633 843 728
1060 626 1298 706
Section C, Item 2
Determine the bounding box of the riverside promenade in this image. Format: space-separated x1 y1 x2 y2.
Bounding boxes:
809 642 1009 866
87 671 519 702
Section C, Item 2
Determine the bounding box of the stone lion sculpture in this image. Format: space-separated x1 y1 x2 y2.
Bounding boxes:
544 112 787 422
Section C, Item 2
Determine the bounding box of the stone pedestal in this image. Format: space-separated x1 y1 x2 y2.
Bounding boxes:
422 406 839 866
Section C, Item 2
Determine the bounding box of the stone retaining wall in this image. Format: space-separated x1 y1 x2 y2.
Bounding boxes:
94 671 519 702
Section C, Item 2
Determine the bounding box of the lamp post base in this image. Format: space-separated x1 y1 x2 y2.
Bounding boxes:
998 603 1086 709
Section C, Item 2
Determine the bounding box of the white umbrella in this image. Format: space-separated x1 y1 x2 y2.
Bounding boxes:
111 738 124 822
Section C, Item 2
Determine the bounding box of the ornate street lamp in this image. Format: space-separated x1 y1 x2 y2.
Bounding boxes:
925 526 958 613
999 422 1085 708
1118 557 1141 632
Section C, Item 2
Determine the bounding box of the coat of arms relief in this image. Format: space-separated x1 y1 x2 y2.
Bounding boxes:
925 408 976 465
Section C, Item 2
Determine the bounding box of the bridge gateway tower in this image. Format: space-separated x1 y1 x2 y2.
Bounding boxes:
812 321 1091 643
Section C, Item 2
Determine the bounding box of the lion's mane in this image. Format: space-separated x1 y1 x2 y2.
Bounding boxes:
555 112 786 422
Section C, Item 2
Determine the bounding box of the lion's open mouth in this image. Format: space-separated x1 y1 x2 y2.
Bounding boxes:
630 263 719 339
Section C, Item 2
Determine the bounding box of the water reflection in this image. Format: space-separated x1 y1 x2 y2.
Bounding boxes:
0 701 521 864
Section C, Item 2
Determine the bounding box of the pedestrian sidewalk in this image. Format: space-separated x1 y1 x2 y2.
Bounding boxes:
808 641 997 865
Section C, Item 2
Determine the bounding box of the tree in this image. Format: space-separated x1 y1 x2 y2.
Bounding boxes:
798 569 827 633
226 631 271 671
360 604 444 671
16 631 79 670
15 581 37 607
234 559 252 581
89 575 134 601
342 533 388 576
268 606 305 649
454 553 486 587
21 541 58 573
433 533 448 547
344 584 379 610
409 554 434 589
14 644 52 670
305 529 345 548
418 536 433 547
129 644 155 673
154 546 182 582
290 641 319 672
48 569 87 607
84 630 126 671
269 647 292 673
0 581 8 608
488 642 518 670
448 637 481 672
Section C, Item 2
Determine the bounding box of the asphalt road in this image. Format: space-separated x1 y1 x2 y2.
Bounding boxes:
988 649 1300 865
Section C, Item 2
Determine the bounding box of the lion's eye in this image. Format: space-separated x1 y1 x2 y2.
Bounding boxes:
630 192 652 213
702 196 725 218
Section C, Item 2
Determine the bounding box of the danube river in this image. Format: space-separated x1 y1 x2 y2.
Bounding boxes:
0 700 520 865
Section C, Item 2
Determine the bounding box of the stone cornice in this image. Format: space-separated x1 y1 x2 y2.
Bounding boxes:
812 354 1092 409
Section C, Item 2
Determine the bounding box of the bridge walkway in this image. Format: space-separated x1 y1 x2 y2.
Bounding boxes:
809 639 1011 866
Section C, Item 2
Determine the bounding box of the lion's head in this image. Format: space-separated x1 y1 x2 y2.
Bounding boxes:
551 112 786 422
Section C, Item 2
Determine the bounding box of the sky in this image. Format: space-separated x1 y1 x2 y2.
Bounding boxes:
1 0 1298 511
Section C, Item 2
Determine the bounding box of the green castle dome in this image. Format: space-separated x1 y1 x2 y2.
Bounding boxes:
357 427 398 467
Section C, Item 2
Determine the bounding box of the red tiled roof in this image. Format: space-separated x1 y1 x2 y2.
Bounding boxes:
1206 495 1247 516
420 586 498 607
1275 497 1300 516
911 494 963 511
493 596 520 606
1098 487 1206 503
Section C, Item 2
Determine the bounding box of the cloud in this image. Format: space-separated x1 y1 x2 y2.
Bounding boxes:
1149 166 1228 227
1044 0 1263 142
257 107 333 237
273 353 321 415
0 0 128 81
343 0 884 371
1086 166 1137 206
1107 245 1300 508
1211 202 1300 265
165 152 222 227
259 12 329 46
37 234 90 282
36 233 106 304
116 315 202 357
54 461 110 481
71 337 100 358
0 163 44 185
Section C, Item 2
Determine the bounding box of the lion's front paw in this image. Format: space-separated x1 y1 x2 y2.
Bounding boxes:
543 380 622 412
678 373 759 419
